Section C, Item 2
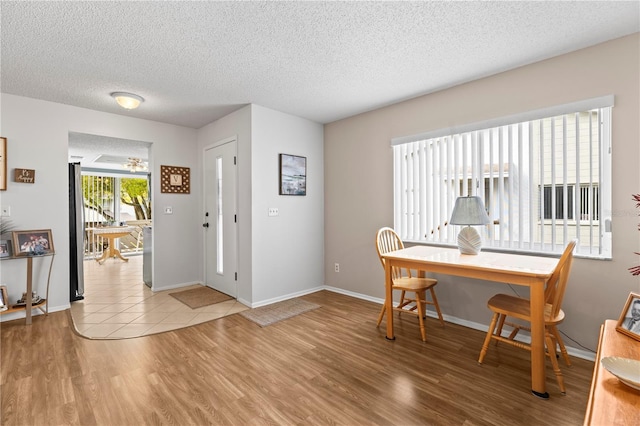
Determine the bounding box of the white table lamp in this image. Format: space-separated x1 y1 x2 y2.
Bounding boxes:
450 196 491 255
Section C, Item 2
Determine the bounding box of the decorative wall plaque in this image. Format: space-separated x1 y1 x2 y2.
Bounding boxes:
160 165 190 194
14 168 35 184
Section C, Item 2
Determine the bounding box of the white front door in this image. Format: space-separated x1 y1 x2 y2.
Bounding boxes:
203 138 237 297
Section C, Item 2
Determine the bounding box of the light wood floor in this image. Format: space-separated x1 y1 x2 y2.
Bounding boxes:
1 290 594 425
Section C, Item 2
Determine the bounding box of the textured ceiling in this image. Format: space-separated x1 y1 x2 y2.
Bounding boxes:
1 1 639 130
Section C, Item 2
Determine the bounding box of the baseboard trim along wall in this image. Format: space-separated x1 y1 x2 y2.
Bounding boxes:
321 285 595 362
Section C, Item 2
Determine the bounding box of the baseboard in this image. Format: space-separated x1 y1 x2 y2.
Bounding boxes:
248 286 325 308
151 281 202 292
320 286 596 362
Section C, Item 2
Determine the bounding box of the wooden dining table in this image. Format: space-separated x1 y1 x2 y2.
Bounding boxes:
381 244 562 399
88 226 134 264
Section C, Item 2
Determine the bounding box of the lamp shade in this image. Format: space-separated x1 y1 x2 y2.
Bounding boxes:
111 92 144 110
450 196 490 226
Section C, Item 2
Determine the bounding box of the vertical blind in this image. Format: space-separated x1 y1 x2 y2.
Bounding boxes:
392 101 612 259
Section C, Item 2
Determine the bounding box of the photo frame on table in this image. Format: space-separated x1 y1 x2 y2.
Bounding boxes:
0 240 12 258
615 292 640 341
12 229 54 256
0 285 8 311
279 153 306 196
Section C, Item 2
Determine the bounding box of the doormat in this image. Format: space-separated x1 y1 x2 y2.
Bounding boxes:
239 298 320 327
169 286 232 309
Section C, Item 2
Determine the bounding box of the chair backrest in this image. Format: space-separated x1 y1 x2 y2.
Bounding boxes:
376 227 410 280
544 240 577 319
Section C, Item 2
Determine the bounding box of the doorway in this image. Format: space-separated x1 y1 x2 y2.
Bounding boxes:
68 132 152 300
203 138 237 297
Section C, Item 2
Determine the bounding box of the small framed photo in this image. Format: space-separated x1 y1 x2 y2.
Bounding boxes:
615 292 640 341
0 240 12 258
279 153 306 196
0 285 8 311
12 229 54 256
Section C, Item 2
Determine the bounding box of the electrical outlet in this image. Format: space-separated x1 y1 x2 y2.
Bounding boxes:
0 206 10 217
334 263 340 272
268 208 279 217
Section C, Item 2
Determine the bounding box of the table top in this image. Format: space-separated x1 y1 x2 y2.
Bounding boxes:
585 320 640 425
381 245 559 279
87 226 134 235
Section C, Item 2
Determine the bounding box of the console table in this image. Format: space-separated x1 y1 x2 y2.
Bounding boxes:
584 319 640 425
0 253 54 325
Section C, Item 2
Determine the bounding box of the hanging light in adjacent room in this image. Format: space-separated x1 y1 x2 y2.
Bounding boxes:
111 92 144 109
124 157 147 173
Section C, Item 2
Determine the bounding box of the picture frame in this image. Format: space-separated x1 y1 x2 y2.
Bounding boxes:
279 154 306 196
0 285 8 311
12 229 55 257
615 292 640 342
0 137 6 191
160 165 190 194
0 239 12 258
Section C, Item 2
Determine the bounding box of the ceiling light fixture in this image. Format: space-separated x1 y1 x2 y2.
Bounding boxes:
124 157 147 173
111 92 144 110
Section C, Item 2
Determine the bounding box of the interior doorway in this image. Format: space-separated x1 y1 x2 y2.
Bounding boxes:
68 132 152 300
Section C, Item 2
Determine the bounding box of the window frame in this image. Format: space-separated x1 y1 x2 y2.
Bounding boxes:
391 97 613 260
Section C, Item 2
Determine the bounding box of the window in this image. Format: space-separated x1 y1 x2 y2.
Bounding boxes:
392 97 612 258
542 185 574 220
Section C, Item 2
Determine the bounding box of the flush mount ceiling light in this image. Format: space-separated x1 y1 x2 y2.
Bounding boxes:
124 157 147 173
110 92 144 110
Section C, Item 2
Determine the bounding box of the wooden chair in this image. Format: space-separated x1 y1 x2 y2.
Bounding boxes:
375 227 444 342
477 240 577 394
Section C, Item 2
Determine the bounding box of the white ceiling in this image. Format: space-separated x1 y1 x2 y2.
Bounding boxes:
2 1 638 130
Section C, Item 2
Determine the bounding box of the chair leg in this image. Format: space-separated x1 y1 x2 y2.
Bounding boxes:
550 325 571 366
494 314 506 346
429 287 445 326
376 302 386 327
415 291 427 342
507 326 520 340
545 333 566 394
478 312 500 364
397 290 408 315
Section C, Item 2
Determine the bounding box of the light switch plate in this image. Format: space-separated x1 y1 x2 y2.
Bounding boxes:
268 208 279 217
164 206 173 214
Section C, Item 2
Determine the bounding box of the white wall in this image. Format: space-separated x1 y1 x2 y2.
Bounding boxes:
0 94 200 320
324 33 640 352
196 104 325 306
250 105 324 305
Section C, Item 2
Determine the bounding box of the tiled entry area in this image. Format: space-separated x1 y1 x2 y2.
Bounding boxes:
70 255 248 339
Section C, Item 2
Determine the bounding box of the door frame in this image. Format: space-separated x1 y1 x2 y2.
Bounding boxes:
202 136 239 296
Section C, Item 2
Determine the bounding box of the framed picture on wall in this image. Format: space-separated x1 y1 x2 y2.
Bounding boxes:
616 292 640 342
279 154 306 196
0 137 7 191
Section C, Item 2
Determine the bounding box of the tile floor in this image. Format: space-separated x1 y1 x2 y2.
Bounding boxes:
70 254 248 339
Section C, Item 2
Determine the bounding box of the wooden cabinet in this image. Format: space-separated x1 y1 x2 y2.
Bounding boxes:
0 253 54 324
584 320 640 425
